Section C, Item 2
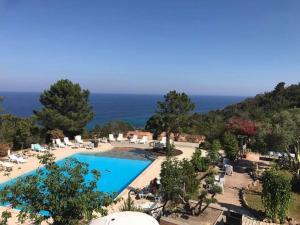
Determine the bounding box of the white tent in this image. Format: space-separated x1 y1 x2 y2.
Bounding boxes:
89 211 159 225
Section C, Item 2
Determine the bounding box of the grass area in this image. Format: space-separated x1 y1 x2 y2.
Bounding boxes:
244 191 264 212
245 191 300 222
289 192 300 222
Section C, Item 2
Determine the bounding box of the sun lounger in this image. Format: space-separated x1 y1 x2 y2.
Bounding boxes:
109 134 116 142
75 135 84 144
55 139 66 148
159 137 173 147
31 144 47 152
138 136 148 144
130 135 138 143
117 133 126 142
85 142 94 149
100 137 108 143
9 155 27 164
64 137 74 146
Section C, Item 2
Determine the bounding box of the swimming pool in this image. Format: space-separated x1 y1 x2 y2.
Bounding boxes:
0 153 153 195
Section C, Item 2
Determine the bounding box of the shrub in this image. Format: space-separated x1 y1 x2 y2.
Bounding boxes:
47 129 64 140
191 149 210 172
261 169 292 223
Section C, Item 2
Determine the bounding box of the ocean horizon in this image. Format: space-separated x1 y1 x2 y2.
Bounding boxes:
0 92 247 128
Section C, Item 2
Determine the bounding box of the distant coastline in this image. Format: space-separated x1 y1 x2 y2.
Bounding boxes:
0 92 247 128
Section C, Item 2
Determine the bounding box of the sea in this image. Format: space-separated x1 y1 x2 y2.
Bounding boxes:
0 92 246 129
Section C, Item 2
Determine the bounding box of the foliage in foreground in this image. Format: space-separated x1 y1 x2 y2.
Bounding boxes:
119 196 143 212
160 158 222 216
261 169 292 223
0 154 113 225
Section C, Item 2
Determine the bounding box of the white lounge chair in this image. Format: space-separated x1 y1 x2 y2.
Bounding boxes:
109 134 116 142
9 155 27 164
55 139 66 148
117 133 126 142
159 137 173 147
139 136 148 144
64 137 74 146
31 144 47 152
130 135 138 144
100 137 108 143
75 135 84 145
160 137 167 147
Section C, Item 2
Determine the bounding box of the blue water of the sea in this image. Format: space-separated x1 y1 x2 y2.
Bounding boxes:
0 92 246 128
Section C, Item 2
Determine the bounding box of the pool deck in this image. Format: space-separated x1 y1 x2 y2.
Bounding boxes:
0 142 197 225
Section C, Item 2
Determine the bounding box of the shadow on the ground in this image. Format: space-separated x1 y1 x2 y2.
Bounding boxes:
218 202 255 218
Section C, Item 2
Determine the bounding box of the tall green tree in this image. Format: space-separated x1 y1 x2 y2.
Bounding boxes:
145 115 164 140
208 139 221 163
261 170 292 223
34 79 94 137
0 154 112 225
223 132 239 161
146 90 195 154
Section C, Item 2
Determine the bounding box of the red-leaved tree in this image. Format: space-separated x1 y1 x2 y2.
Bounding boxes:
226 117 257 136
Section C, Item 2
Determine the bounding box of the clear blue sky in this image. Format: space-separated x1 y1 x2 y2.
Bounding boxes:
0 0 299 96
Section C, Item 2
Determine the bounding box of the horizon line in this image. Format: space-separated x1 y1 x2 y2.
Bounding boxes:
0 90 251 98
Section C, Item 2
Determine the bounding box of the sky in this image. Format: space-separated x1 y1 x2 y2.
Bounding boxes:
0 0 299 96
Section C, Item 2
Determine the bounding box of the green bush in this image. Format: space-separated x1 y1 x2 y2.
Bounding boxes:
261 169 292 223
191 149 210 172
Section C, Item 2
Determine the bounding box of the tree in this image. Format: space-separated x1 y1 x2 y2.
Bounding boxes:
194 174 222 214
222 132 239 161
191 148 210 172
146 91 195 154
34 79 94 138
227 117 257 136
189 113 226 142
261 170 292 223
208 139 221 163
145 115 164 140
160 158 222 216
0 114 43 150
0 154 113 225
160 159 199 212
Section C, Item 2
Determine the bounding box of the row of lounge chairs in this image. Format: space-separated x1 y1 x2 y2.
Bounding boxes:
31 136 85 152
108 134 149 144
53 136 84 148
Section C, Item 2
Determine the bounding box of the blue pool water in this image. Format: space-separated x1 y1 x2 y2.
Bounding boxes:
0 153 152 195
